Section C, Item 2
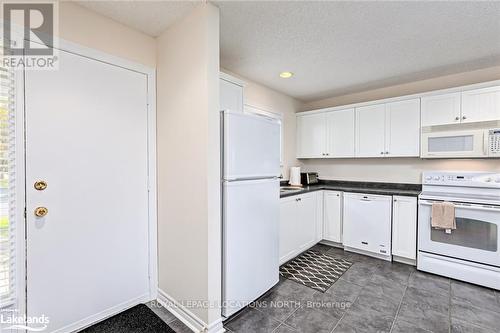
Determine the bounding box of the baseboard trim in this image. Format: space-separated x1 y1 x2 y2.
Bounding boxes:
393 255 416 266
54 293 151 333
157 288 225 333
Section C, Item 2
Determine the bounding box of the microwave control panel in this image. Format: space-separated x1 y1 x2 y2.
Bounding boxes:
489 129 500 156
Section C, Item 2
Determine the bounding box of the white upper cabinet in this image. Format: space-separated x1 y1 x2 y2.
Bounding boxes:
386 99 421 157
356 104 386 157
220 77 244 113
421 92 461 126
462 86 500 123
326 108 355 158
296 113 327 158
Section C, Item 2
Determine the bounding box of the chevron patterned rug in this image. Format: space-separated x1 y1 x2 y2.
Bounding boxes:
280 250 353 293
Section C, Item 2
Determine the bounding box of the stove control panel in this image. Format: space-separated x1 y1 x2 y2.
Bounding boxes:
422 171 500 188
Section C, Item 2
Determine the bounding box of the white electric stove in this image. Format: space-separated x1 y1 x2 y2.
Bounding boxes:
418 171 500 290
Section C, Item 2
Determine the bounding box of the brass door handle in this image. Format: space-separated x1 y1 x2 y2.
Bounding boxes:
34 207 48 217
34 181 47 191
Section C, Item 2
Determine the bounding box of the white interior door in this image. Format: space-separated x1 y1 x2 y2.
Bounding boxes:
25 49 150 332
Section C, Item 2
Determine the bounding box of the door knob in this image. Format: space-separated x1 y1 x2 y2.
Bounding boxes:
34 180 47 191
34 207 48 217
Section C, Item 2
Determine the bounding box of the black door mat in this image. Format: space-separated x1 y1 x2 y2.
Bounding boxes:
80 304 176 333
280 249 353 292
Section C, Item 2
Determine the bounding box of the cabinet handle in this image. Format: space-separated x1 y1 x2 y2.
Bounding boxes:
380 152 384 155
362 241 368 245
385 151 389 154
455 116 460 121
462 116 467 120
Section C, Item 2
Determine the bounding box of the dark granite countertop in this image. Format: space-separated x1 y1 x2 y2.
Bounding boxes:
280 179 421 198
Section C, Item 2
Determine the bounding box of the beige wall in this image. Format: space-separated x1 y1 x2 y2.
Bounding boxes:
221 69 303 179
59 2 156 67
156 3 221 327
299 66 500 183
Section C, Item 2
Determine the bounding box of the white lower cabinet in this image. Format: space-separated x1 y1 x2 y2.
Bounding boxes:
343 192 392 259
279 192 320 264
323 191 343 243
392 196 417 260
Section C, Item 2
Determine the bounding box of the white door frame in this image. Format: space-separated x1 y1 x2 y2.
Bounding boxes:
14 37 158 326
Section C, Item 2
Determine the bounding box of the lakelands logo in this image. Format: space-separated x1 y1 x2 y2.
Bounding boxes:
2 1 58 69
0 309 49 331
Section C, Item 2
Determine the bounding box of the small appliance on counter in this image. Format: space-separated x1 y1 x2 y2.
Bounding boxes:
289 167 302 186
301 172 319 185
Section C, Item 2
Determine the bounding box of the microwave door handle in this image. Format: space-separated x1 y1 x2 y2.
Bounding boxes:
483 131 489 156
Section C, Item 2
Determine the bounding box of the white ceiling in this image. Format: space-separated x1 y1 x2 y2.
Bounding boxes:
76 1 500 102
76 1 200 37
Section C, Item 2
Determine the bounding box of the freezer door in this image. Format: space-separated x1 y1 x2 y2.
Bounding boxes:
222 178 279 317
223 111 280 180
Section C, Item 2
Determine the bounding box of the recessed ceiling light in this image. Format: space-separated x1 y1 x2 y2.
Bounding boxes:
279 71 294 79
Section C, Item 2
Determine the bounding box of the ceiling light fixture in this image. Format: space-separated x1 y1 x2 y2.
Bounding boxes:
279 71 294 79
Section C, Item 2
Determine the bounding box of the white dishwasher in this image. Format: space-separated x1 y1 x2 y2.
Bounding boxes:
343 192 392 260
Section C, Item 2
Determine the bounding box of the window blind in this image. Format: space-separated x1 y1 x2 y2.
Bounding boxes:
0 44 16 309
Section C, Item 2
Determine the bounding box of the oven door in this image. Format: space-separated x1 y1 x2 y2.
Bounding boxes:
421 129 487 158
418 199 500 267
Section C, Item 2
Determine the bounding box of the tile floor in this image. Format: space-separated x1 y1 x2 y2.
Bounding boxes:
151 244 500 333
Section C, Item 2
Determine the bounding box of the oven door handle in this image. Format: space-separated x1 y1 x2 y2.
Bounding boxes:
419 200 500 212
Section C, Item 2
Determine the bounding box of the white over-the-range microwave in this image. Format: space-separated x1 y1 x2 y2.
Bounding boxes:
421 127 500 158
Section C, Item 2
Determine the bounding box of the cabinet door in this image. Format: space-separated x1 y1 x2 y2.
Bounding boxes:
343 193 392 256
220 78 243 112
296 193 317 251
315 191 324 242
462 86 500 123
326 108 355 157
279 196 298 264
386 99 420 157
421 92 461 126
296 113 327 158
323 191 342 243
392 196 417 260
356 104 386 157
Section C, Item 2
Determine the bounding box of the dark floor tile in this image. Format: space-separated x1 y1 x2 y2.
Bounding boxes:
254 289 301 322
397 293 450 333
284 306 341 333
451 280 500 311
361 277 406 302
408 271 450 296
451 319 497 333
403 286 449 314
310 243 333 254
334 305 394 333
272 279 317 302
339 263 377 286
391 319 433 333
273 323 297 332
168 319 192 333
326 247 351 260
225 308 280 333
352 285 401 316
308 279 360 317
451 300 500 331
376 262 415 286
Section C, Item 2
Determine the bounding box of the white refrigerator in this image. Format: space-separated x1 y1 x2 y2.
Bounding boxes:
222 110 280 318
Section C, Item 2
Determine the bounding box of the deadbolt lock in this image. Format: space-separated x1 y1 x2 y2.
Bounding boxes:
34 181 47 191
34 207 48 217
